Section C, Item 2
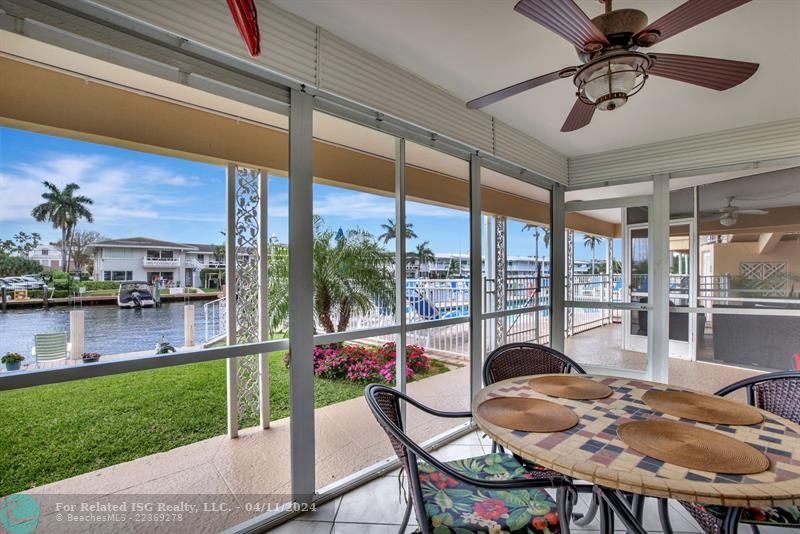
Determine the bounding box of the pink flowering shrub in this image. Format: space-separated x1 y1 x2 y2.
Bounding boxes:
311 342 430 383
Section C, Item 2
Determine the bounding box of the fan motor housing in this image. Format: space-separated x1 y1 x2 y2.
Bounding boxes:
590 9 649 48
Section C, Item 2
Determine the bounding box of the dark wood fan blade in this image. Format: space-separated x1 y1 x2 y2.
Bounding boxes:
561 99 595 132
514 0 608 51
635 0 751 46
648 53 758 90
467 70 568 110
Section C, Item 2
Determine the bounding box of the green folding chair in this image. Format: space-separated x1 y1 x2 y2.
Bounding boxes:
33 332 70 366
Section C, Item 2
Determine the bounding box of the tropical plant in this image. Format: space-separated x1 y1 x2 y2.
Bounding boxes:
414 241 435 266
0 250 43 277
583 234 602 274
212 244 225 263
269 216 394 334
446 257 460 278
31 181 94 270
522 224 549 276
378 218 418 244
0 232 42 256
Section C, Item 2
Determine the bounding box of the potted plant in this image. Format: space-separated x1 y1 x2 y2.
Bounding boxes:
81 352 101 363
2 352 24 371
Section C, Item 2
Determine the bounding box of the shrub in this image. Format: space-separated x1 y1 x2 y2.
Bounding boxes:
81 281 119 291
308 342 430 384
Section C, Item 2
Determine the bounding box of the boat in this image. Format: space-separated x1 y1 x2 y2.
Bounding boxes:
117 281 156 308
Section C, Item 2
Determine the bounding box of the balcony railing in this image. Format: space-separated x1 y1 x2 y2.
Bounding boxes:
143 257 180 267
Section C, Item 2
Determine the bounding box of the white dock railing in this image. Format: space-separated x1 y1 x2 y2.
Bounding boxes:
203 297 226 344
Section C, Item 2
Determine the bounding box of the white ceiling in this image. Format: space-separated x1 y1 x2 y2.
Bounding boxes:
274 0 800 157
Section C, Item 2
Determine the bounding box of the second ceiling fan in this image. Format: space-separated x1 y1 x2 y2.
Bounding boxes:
467 0 759 132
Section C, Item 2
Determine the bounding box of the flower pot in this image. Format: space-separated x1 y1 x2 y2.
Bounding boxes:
4 361 22 371
82 357 99 364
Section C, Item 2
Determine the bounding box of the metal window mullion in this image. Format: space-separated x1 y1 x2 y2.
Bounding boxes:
225 163 239 439
258 171 270 429
395 138 408 411
550 184 566 351
289 89 315 503
649 174 670 383
469 154 482 398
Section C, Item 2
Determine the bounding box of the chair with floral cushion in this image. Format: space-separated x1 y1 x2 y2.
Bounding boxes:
660 370 800 534
365 383 568 534
483 343 594 529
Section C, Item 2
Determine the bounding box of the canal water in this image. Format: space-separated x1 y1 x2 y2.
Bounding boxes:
0 302 216 357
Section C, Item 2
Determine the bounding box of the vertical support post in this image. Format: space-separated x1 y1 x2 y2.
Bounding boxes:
69 309 84 360
689 186 700 360
394 139 407 411
550 184 566 352
289 89 315 503
469 153 483 399
566 229 575 336
606 238 613 324
42 285 49 309
225 163 239 438
184 304 195 347
494 216 507 347
649 174 670 383
1 287 6 312
258 171 270 429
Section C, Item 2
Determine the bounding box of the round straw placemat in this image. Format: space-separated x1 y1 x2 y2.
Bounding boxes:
477 397 579 433
617 420 770 474
642 390 764 425
528 375 613 400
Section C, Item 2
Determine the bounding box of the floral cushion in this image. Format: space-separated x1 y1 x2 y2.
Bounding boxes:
417 453 560 533
693 503 800 527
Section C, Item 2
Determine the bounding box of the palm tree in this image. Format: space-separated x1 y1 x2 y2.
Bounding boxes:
269 216 394 334
583 234 602 275
522 224 550 276
413 241 435 276
378 218 418 244
31 181 94 271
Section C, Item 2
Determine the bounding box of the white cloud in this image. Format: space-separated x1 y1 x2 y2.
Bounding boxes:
0 152 209 229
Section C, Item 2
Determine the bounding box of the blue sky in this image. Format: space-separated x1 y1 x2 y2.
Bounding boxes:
0 127 614 260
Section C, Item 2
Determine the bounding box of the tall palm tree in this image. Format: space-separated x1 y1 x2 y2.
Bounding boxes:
414 240 435 266
31 181 94 271
583 234 602 275
269 216 394 334
378 218 418 244
522 224 550 275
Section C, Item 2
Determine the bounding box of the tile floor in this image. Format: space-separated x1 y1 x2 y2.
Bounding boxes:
271 428 787 534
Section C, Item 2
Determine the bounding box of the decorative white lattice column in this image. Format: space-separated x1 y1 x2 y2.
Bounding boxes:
566 229 575 336
226 164 270 438
494 215 507 347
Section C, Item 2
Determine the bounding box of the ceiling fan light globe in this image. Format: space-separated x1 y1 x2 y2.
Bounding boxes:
720 216 737 227
576 53 649 112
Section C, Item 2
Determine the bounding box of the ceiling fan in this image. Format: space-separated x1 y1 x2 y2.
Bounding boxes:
466 0 759 132
701 197 768 227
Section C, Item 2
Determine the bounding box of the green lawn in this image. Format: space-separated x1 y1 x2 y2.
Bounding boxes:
0 352 447 496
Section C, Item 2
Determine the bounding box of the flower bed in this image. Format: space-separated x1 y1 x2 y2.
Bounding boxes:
312 342 431 383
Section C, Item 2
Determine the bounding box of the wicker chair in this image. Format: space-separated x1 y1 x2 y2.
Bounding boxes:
483 343 585 458
482 343 594 530
660 371 800 534
365 383 570 534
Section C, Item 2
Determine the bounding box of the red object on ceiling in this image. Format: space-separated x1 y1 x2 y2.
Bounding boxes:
226 0 261 57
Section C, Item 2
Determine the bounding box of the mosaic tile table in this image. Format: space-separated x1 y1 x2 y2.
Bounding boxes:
473 374 800 509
